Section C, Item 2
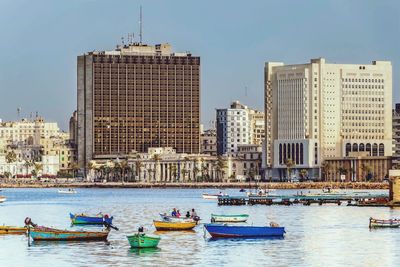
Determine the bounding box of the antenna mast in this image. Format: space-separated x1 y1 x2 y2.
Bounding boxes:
139 5 143 44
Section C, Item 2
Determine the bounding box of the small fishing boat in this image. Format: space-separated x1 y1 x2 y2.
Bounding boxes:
211 214 249 223
24 217 116 241
159 214 195 223
0 226 27 235
29 226 110 241
153 220 197 231
58 189 77 194
204 223 285 238
239 188 246 192
0 196 7 203
70 213 113 225
127 227 161 249
369 218 400 228
202 193 228 200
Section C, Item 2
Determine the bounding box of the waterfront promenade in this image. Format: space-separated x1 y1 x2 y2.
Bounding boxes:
0 181 389 189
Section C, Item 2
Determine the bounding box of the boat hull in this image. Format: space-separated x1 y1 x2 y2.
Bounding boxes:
153 220 196 231
211 214 249 223
369 218 400 228
204 224 285 238
0 196 7 203
70 213 113 225
127 234 161 248
29 227 109 241
0 226 27 235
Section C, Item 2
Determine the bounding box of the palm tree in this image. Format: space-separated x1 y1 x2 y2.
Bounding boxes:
216 156 227 182
70 162 79 179
146 167 153 182
337 167 347 182
193 165 200 183
33 162 43 179
201 164 208 182
152 154 161 182
284 158 295 182
87 161 96 181
120 160 128 183
169 164 178 182
361 164 373 182
135 161 143 182
299 169 308 182
321 161 332 182
6 151 17 164
23 160 33 176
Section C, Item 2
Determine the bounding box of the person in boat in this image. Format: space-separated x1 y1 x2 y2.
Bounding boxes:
190 208 200 222
185 211 190 218
176 210 181 218
171 208 177 217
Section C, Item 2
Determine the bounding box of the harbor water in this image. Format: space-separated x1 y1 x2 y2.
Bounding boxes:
0 188 399 267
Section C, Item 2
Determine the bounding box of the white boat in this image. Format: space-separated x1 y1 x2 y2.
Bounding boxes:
202 193 228 200
0 196 7 203
58 189 77 194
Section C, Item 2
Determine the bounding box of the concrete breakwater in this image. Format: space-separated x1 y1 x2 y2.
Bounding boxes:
0 181 389 190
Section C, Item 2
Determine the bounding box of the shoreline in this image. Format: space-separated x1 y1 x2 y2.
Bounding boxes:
0 182 389 190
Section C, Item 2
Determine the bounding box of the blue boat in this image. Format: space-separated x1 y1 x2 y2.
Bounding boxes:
70 213 113 225
204 224 285 238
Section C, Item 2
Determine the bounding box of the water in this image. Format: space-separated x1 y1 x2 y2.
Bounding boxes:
0 188 399 267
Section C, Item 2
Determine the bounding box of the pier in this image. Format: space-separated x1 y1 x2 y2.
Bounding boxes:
217 194 389 206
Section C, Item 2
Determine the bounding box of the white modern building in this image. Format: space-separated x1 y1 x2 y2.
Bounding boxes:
216 101 256 155
264 58 392 180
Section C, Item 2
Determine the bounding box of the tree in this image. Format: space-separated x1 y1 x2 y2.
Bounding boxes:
216 156 227 182
87 161 96 181
193 165 200 183
6 151 17 164
201 164 208 182
152 154 161 182
284 158 295 182
361 164 373 182
23 160 33 176
321 161 332 182
120 160 129 183
299 169 308 182
337 167 347 182
33 163 43 178
135 161 143 182
169 164 178 182
70 162 79 179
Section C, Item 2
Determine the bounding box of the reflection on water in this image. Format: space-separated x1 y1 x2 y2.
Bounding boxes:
0 188 398 267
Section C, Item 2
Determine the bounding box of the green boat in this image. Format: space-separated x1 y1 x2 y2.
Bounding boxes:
211 214 249 223
127 233 161 248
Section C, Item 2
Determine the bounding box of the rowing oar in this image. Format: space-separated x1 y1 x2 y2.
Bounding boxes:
103 221 119 231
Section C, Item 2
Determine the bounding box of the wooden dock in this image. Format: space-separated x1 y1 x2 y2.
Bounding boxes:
217 194 389 206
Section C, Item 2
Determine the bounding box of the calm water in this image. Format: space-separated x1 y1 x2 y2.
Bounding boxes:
0 188 399 267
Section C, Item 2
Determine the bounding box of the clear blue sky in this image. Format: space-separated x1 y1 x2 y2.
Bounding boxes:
0 0 399 130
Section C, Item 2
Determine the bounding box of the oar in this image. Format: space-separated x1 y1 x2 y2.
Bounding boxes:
103 221 119 231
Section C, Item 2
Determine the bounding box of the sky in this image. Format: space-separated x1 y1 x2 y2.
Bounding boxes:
0 0 399 131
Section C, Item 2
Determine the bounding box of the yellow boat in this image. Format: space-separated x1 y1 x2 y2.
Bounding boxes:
153 220 197 231
0 226 27 235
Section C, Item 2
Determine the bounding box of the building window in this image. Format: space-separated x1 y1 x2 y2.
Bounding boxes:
372 143 378 156
379 143 384 156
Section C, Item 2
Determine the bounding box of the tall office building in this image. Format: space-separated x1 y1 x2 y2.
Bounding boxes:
77 43 200 170
216 101 263 155
264 58 392 179
393 104 400 166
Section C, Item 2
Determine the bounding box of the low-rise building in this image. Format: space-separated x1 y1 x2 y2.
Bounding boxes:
201 129 217 156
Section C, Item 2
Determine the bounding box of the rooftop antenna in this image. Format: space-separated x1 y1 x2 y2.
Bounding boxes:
17 107 21 119
121 36 125 45
139 5 143 44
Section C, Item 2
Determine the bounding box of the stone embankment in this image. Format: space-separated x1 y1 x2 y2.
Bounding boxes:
0 181 389 190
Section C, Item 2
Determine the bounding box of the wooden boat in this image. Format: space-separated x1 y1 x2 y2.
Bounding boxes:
0 226 27 235
58 189 77 194
369 218 400 228
70 213 113 225
29 226 110 241
153 220 197 231
0 196 7 203
211 214 249 223
204 223 285 238
159 214 195 223
202 193 228 200
127 233 161 248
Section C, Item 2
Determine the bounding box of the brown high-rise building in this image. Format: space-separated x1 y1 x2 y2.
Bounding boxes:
77 43 200 170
